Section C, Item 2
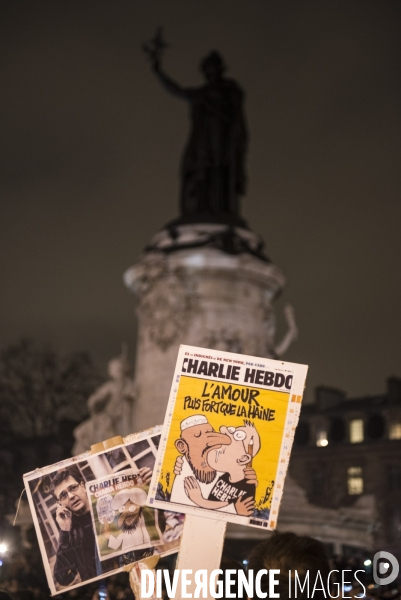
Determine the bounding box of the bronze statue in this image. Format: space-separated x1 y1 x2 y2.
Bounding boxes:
143 30 248 222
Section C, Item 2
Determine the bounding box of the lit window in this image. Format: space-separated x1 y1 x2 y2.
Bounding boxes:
350 419 364 443
348 467 363 495
316 428 328 447
389 422 401 440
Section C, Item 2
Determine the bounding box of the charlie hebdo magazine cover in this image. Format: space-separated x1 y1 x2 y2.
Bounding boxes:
23 426 184 595
148 345 308 530
87 468 163 561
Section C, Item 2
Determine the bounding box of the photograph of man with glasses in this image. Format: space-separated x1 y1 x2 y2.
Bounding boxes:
50 465 101 586
24 429 182 594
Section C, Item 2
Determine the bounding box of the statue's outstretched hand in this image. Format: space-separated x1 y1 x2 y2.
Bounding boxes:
274 304 298 357
173 455 184 476
142 28 167 74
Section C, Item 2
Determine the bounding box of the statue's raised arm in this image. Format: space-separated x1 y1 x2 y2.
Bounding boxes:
153 62 191 100
143 30 248 221
143 28 190 99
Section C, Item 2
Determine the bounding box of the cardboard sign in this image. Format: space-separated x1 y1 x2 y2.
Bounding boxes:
23 426 184 595
148 346 308 530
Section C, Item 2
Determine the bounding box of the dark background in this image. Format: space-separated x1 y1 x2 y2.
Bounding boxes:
1 0 400 403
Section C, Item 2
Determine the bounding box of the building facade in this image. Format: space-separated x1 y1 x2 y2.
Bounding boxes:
290 377 401 556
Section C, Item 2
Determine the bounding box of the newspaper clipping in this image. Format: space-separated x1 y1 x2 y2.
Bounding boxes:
23 426 184 595
148 345 308 530
87 469 163 561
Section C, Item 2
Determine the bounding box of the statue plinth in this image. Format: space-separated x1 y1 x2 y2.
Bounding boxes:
124 223 285 432
166 210 248 229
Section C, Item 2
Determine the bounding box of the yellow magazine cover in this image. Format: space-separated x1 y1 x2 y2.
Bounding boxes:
148 345 308 530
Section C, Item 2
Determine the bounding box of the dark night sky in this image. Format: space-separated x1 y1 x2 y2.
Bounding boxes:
1 1 400 403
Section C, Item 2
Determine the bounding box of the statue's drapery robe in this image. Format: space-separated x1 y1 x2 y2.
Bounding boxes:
156 71 248 217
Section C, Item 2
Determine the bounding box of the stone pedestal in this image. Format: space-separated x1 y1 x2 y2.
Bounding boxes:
124 223 285 432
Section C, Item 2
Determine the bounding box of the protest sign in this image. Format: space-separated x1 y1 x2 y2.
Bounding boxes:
23 426 184 595
148 345 308 530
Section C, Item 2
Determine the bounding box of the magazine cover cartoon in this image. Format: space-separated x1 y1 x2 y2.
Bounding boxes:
148 345 307 529
87 469 163 561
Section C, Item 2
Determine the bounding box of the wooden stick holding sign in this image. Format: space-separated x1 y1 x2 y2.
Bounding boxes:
175 515 226 599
